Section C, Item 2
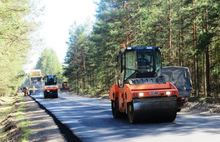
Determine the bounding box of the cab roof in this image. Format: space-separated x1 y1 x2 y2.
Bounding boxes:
121 46 162 52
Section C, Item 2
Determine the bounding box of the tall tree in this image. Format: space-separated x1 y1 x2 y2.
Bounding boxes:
64 0 220 96
64 23 90 93
35 48 62 81
0 0 39 95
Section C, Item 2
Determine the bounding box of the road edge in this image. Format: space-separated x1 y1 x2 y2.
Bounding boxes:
29 95 82 142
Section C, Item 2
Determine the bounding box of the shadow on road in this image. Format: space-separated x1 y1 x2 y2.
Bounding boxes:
32 93 220 141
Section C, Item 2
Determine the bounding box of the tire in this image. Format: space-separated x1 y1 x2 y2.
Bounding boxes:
127 102 137 124
111 99 124 119
54 91 58 98
111 100 118 118
44 91 47 98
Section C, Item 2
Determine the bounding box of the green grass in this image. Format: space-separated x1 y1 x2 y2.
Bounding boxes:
0 94 32 142
0 96 15 121
0 96 16 140
0 94 31 142
16 96 31 142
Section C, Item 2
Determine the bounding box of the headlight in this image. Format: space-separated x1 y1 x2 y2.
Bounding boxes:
166 91 171 96
139 93 144 97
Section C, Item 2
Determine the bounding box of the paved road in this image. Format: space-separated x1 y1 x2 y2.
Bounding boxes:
32 92 220 142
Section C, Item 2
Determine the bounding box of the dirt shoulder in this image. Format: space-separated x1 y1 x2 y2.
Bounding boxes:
0 94 65 142
181 101 220 113
23 96 65 142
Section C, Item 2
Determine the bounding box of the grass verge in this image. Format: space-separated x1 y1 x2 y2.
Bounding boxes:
0 95 16 140
0 93 31 142
17 96 31 142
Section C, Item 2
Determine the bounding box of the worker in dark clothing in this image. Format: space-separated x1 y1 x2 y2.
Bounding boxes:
138 54 150 69
22 87 28 96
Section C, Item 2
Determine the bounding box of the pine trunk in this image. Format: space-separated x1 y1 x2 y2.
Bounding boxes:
168 0 172 65
205 9 211 96
179 1 184 66
192 0 198 96
203 54 207 97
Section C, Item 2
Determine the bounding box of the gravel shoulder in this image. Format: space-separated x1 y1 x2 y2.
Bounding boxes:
181 101 220 113
23 96 65 142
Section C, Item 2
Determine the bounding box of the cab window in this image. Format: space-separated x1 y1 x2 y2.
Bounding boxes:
125 51 136 79
155 50 162 73
137 50 153 71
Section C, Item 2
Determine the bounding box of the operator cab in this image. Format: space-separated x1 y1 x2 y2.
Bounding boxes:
44 75 57 85
117 46 165 87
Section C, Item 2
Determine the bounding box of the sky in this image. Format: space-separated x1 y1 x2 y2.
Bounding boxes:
40 0 98 63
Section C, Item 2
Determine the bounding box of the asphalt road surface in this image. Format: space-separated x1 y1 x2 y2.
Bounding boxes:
31 92 220 142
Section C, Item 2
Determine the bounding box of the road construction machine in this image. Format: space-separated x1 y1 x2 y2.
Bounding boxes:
109 45 178 123
29 70 42 95
43 75 59 98
60 82 69 91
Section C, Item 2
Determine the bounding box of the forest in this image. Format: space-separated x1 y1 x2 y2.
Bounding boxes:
0 0 35 95
0 0 64 95
0 0 219 97
64 0 220 96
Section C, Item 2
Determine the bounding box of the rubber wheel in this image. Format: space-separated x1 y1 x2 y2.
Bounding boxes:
127 102 137 124
111 99 124 119
111 100 119 118
44 91 47 98
54 91 58 98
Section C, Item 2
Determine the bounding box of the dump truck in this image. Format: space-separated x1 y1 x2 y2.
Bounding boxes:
29 70 42 95
109 45 178 123
43 75 59 98
162 66 192 112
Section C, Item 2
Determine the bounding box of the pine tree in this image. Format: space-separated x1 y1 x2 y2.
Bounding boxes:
35 48 62 82
0 0 37 95
64 0 220 96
